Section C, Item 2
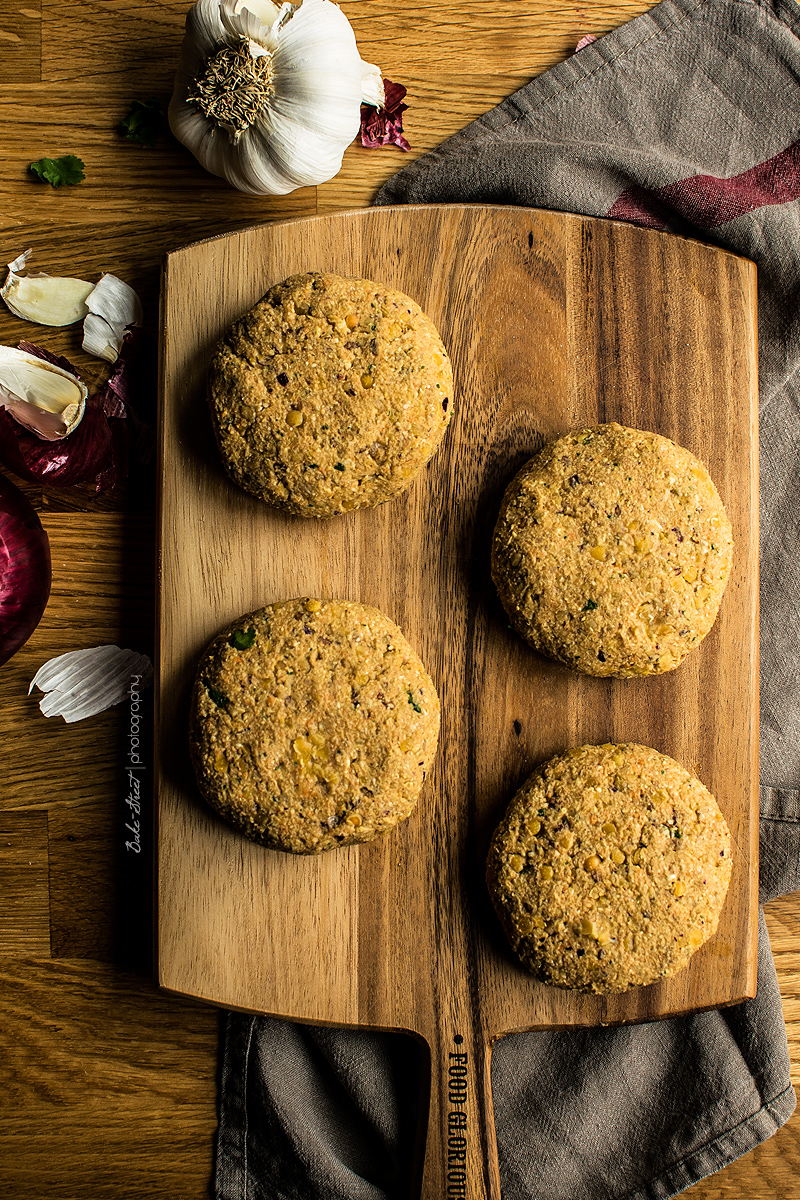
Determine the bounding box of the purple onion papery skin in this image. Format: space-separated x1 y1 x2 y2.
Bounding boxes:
360 79 411 150
0 470 51 666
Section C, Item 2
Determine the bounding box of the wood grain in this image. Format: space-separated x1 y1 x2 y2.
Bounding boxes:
0 812 50 955
0 959 218 1199
157 204 759 1199
0 0 41 85
2 0 799 1195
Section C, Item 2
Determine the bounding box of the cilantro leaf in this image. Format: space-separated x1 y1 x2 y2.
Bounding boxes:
119 98 167 147
29 155 85 188
206 684 228 709
229 627 256 651
407 690 422 713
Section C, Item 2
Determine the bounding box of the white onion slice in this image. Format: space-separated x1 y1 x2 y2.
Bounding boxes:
29 644 153 723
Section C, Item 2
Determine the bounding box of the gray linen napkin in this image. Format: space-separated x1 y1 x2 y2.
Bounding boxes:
215 1 800 1195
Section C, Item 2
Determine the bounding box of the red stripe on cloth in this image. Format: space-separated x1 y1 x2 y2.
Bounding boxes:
608 139 800 230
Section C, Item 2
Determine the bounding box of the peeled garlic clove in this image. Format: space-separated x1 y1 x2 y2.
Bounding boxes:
1 249 95 327
0 345 87 440
29 644 154 723
82 273 143 362
221 0 278 42
239 0 281 29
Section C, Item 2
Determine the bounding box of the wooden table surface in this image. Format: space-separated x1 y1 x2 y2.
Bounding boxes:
1 2 798 1197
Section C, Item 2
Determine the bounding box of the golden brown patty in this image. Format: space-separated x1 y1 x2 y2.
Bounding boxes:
486 742 732 994
189 598 440 854
207 271 454 517
491 423 733 677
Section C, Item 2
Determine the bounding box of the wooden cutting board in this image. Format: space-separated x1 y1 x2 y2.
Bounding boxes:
156 204 759 1199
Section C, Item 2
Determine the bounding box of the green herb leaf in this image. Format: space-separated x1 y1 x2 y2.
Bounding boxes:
407 690 422 713
582 599 598 611
29 155 85 188
229 627 256 650
206 684 228 709
119 98 167 146
334 462 346 471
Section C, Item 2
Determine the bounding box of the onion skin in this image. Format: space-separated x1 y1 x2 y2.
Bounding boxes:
0 471 51 666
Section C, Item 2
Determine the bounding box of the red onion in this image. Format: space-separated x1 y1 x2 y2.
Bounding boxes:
0 334 155 491
0 471 51 666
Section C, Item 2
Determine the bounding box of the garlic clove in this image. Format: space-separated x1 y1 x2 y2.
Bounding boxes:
238 125 312 194
271 66 363 138
221 0 275 42
82 313 122 364
169 69 216 142
171 77 249 185
82 274 143 363
253 103 352 189
183 0 229 75
87 273 143 325
1 249 95 327
269 1 372 123
239 0 281 29
265 5 373 141
0 345 87 440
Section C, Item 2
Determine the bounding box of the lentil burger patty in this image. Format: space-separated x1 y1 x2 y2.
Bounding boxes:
207 271 453 518
486 742 732 994
190 598 440 854
491 423 733 677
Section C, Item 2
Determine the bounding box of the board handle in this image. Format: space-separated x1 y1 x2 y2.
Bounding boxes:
415 1019 500 1200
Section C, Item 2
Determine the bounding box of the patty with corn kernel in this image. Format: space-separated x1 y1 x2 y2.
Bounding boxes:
486 742 732 994
491 423 733 677
207 272 454 518
189 598 440 854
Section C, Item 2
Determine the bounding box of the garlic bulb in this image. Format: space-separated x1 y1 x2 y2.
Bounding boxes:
169 0 384 195
2 250 94 327
0 345 87 440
